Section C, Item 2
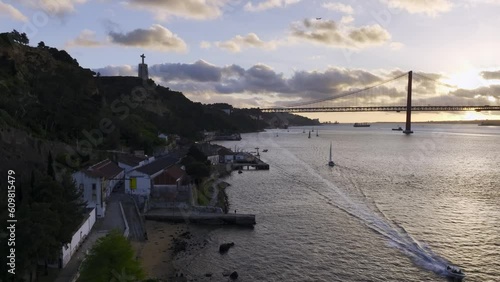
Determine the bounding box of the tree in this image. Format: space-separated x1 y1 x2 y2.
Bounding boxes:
38 41 46 48
47 151 55 180
79 230 145 282
5 169 86 279
20 32 29 45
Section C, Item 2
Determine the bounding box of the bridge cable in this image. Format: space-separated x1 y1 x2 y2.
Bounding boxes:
413 72 457 89
285 72 408 108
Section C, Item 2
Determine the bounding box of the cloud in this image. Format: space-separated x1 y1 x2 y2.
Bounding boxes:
448 85 500 99
214 33 279 52
322 2 354 14
19 0 87 17
290 18 391 49
481 70 500 80
108 24 187 52
93 62 500 108
126 0 229 20
244 0 301 12
151 60 223 82
66 29 103 47
93 65 136 76
0 1 28 22
380 0 452 16
200 41 211 49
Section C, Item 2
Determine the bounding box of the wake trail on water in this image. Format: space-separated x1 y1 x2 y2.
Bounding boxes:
263 135 450 276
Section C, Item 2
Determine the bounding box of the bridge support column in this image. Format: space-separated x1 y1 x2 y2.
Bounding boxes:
403 70 414 134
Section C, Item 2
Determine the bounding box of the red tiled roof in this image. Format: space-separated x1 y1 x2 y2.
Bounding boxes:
83 159 123 179
164 165 186 180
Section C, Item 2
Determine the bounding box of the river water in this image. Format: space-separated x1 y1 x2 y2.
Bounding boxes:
175 123 500 282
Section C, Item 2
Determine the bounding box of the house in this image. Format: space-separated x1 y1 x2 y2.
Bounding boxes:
158 133 168 142
150 165 193 204
117 153 154 174
217 147 235 163
197 143 234 164
125 155 180 198
234 152 255 162
72 159 124 217
59 208 96 268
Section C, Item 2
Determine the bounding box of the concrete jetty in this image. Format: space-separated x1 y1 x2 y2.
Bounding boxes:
145 209 256 227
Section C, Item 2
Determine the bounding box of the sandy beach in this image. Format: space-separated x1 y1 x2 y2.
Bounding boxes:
132 220 188 281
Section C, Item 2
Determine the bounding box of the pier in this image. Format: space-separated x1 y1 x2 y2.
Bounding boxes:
232 154 270 170
145 209 256 227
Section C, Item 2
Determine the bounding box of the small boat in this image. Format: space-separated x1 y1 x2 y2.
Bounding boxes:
392 126 403 131
446 265 465 280
328 142 335 167
353 123 370 127
303 129 305 133
238 170 243 174
262 149 268 152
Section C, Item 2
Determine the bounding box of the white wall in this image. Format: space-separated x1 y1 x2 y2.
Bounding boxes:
60 208 96 268
125 170 151 197
207 155 219 165
72 172 105 217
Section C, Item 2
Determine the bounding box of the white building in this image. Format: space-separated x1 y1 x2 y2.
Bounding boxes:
125 155 179 198
158 133 168 142
72 159 124 217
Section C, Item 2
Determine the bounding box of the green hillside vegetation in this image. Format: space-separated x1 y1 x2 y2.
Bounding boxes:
0 30 318 173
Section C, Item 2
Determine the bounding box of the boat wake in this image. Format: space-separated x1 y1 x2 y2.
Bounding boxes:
265 137 452 277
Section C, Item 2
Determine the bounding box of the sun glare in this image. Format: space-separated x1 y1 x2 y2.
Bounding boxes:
463 111 486 121
443 68 485 90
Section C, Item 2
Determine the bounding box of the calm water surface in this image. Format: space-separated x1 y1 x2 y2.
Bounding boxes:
175 124 500 281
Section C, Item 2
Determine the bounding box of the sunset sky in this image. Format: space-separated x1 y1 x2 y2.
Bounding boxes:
2 0 500 122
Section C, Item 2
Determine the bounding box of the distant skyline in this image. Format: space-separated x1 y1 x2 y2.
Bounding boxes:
2 0 500 122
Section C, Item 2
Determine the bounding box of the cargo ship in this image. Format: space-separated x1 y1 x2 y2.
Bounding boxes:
353 123 370 127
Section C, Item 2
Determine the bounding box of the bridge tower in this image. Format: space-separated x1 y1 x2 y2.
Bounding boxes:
403 71 414 134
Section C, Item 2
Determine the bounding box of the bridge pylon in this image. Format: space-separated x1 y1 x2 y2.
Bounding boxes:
403 70 414 134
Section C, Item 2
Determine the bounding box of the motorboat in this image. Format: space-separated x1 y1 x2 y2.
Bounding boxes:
328 142 335 167
446 265 465 280
262 149 268 152
238 170 243 174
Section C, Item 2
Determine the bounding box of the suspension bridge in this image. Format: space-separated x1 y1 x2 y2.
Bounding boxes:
261 71 500 134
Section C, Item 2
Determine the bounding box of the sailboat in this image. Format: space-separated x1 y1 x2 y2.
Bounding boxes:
308 131 311 138
328 142 335 167
316 129 319 137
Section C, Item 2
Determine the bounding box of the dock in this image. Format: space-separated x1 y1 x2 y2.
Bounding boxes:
232 155 270 170
145 209 256 227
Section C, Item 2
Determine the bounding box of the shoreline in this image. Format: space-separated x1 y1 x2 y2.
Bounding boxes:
132 221 189 281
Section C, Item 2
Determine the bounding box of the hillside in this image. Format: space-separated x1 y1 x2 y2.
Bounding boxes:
0 31 318 175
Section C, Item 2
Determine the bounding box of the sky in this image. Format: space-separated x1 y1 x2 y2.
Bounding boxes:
2 0 500 122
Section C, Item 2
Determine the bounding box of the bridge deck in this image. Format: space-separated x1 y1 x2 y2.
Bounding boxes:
261 106 500 113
